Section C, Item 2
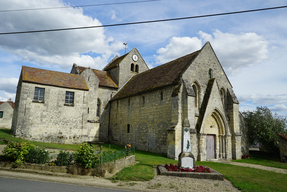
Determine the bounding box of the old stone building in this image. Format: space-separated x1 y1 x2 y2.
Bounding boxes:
12 43 246 160
0 99 14 129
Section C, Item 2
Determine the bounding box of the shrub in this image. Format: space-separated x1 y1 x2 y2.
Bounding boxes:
74 143 97 168
55 150 73 166
25 146 50 164
3 141 35 166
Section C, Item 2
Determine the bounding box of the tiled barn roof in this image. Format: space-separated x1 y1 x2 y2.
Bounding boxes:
77 66 118 88
21 66 89 91
0 100 16 109
103 53 128 71
112 50 200 100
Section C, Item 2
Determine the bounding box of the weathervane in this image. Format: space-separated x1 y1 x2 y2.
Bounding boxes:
123 42 127 54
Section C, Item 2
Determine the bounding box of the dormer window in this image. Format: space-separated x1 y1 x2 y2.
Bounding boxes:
135 65 139 73
131 63 134 72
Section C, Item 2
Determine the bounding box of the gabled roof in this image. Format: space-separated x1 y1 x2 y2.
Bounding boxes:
0 100 15 109
112 50 200 101
77 66 118 88
103 53 128 71
22 66 89 91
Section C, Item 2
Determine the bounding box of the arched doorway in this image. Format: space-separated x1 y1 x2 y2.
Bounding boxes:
204 110 227 159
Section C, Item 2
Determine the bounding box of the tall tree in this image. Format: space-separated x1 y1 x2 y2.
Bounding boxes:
242 106 287 152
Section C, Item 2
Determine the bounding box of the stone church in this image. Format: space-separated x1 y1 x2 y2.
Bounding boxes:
12 42 247 161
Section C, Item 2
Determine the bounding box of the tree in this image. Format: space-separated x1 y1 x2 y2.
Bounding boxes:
242 106 287 152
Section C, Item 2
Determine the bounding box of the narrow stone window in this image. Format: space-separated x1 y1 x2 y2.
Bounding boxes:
97 99 101 117
135 65 139 73
127 124 130 133
220 88 225 109
131 63 134 72
161 92 163 100
65 91 74 105
88 107 89 114
88 77 90 81
209 69 213 79
0 111 3 118
142 96 145 105
192 85 197 107
33 87 45 102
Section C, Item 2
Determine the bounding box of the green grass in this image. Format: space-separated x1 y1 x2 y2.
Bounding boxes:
0 129 80 150
233 151 287 169
198 162 287 192
102 143 177 181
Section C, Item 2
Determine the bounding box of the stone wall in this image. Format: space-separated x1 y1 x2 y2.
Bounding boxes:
0 102 13 129
109 86 176 155
12 81 97 144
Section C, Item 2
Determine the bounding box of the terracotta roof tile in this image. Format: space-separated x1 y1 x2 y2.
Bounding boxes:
0 101 15 109
22 66 89 91
77 66 118 88
112 50 200 100
103 54 128 71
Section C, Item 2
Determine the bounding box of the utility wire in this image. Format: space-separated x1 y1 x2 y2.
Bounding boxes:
0 5 286 36
0 0 160 13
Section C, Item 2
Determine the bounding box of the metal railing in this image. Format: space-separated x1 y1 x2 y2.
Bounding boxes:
100 146 135 164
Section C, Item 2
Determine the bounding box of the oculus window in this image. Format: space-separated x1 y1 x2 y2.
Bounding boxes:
33 87 45 102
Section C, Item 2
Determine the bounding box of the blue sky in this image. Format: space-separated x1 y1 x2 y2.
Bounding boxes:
0 0 286 116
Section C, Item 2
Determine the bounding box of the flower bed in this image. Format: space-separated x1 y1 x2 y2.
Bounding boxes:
158 165 223 180
165 164 212 173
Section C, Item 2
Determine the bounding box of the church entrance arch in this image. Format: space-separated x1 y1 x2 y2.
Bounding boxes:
203 110 227 159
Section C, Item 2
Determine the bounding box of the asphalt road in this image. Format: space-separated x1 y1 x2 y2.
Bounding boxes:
0 176 132 192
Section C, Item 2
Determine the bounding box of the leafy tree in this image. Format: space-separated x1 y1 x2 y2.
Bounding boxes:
242 106 287 152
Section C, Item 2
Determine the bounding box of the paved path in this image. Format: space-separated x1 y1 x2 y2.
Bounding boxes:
225 162 287 174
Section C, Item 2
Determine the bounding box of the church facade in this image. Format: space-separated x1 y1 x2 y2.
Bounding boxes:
12 42 247 160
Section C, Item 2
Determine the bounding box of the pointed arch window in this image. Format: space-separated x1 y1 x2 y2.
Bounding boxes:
97 99 101 117
135 65 139 73
192 85 198 107
209 69 213 79
131 63 134 72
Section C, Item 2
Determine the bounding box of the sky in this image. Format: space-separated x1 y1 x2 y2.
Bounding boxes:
0 0 286 117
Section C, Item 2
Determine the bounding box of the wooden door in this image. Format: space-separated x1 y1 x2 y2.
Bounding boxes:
206 135 215 159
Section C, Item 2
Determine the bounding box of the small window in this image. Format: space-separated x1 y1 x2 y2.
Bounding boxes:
135 65 139 73
97 99 101 117
88 107 89 114
192 85 197 107
209 69 213 79
127 124 130 133
142 96 145 105
33 87 45 102
161 92 163 100
0 111 3 118
65 91 74 104
131 63 134 72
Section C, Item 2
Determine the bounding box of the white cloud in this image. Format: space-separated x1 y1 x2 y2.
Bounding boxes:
238 94 287 106
269 105 287 112
199 30 269 75
109 10 119 21
154 30 269 74
0 78 18 94
155 37 202 64
0 0 124 70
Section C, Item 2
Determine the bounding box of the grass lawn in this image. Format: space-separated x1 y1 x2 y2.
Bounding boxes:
233 151 287 169
199 162 287 192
